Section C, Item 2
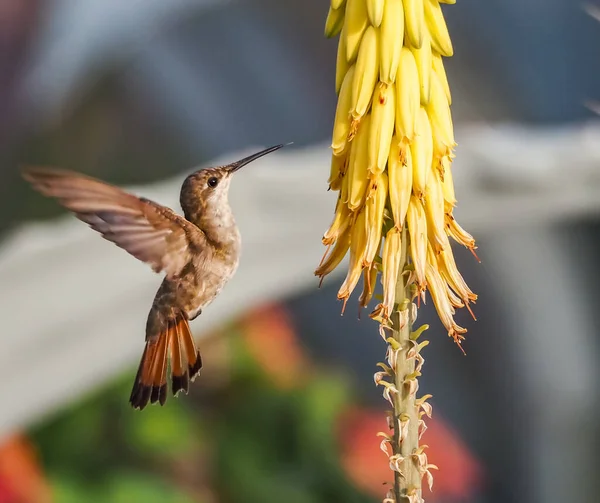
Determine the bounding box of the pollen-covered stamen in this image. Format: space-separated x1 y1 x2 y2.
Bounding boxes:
464 301 477 321
359 265 379 311
449 329 467 354
340 296 350 315
318 243 332 267
469 247 481 263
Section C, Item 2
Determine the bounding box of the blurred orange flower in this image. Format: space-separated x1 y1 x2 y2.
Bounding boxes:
0 434 51 503
338 406 484 501
240 303 309 389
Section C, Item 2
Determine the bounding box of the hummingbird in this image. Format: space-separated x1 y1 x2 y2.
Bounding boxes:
22 144 285 410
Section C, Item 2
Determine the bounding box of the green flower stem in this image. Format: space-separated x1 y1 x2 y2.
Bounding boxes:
391 226 421 503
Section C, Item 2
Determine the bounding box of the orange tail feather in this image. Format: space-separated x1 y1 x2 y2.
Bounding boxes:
129 311 202 410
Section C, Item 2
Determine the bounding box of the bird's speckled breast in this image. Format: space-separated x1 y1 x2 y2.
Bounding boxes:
184 234 241 320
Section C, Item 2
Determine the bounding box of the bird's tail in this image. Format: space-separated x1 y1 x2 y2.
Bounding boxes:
129 311 202 410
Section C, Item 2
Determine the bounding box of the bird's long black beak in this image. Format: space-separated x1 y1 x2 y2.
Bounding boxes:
227 143 291 173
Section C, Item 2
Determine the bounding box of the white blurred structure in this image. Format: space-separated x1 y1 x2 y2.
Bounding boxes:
3 124 600 439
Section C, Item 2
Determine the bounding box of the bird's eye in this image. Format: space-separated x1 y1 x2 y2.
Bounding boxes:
207 177 219 188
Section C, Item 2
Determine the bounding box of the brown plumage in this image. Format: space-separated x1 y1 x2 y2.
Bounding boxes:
22 144 285 410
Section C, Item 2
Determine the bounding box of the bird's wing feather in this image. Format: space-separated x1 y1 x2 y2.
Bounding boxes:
22 167 205 278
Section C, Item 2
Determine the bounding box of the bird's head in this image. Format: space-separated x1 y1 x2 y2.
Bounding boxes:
180 144 287 223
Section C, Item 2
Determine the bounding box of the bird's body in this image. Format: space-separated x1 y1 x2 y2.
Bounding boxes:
22 145 284 409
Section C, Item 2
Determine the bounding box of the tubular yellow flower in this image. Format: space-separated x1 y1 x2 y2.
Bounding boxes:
407 195 428 292
394 47 420 159
323 195 352 245
427 71 455 159
337 207 368 308
319 2 477 500
364 171 388 267
445 212 477 252
351 26 380 125
424 166 447 255
332 64 356 155
411 107 433 201
369 83 396 175
325 5 346 39
328 151 348 191
403 0 425 49
336 25 351 94
371 227 402 322
424 0 453 57
379 0 404 84
388 135 412 230
367 0 385 27
425 259 467 347
411 30 433 105
440 155 457 208
359 264 379 309
437 248 478 307
345 0 369 62
346 113 371 210
432 52 451 104
315 222 352 280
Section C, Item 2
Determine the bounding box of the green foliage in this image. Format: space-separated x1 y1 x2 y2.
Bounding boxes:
123 400 198 458
51 473 195 503
30 328 375 503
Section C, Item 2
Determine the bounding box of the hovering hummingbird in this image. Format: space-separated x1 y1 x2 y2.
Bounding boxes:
22 144 285 410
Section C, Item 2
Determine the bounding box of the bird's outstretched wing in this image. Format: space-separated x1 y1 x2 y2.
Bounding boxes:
22 167 205 278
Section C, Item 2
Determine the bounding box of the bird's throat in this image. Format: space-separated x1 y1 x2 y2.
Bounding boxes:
196 205 240 252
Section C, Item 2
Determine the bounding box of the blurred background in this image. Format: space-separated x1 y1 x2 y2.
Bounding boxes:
1 0 600 502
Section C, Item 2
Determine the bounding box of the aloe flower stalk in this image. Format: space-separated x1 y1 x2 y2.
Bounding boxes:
318 1 478 501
